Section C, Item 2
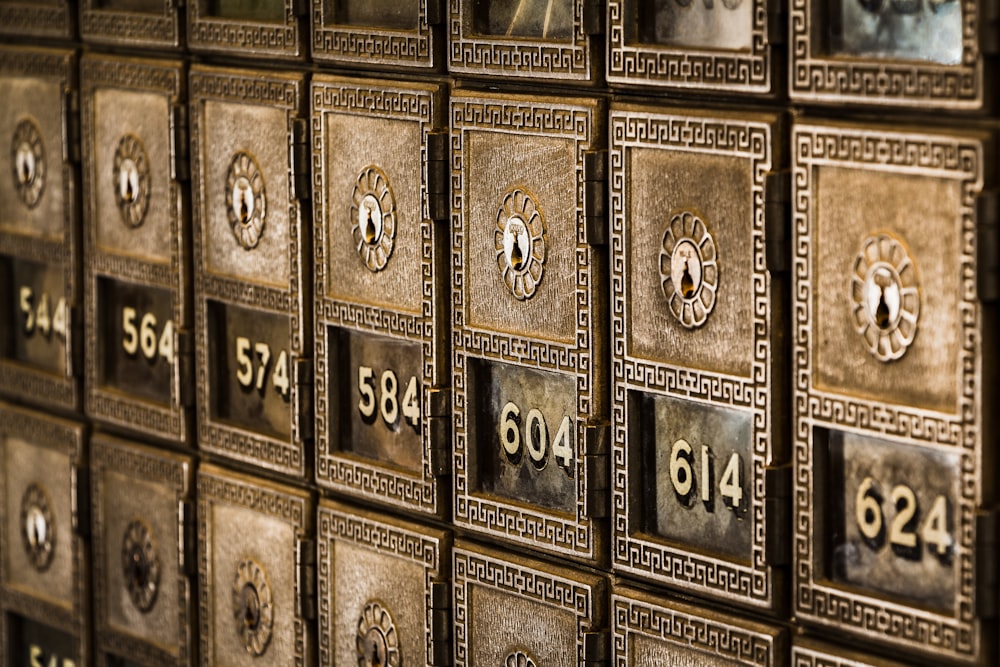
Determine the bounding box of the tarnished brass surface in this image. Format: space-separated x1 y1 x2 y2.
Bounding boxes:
793 637 921 667
0 0 75 40
80 0 183 50
188 0 305 59
311 0 442 70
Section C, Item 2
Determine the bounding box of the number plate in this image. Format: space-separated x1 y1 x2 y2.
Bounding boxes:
191 66 311 479
790 0 988 109
80 0 182 48
188 0 305 59
90 435 194 666
311 0 442 69
451 91 608 563
453 542 606 667
612 586 787 666
0 403 87 667
0 0 74 40
0 48 80 412
610 105 788 611
197 465 314 667
607 0 779 94
313 76 449 516
317 500 450 666
793 122 995 663
82 56 194 444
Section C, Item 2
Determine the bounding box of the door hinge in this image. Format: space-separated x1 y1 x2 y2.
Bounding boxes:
427 130 449 222
429 580 451 665
976 510 998 618
977 189 1000 302
63 89 80 164
583 630 610 666
767 0 787 45
170 103 189 182
291 118 311 201
584 150 607 247
71 462 90 539
294 357 314 442
297 538 317 620
179 500 197 577
428 416 451 477
764 464 792 566
176 327 195 407
584 0 604 35
584 423 610 519
765 170 791 274
981 0 1000 55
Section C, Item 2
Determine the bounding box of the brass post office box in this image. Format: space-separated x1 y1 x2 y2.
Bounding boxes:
190 66 312 480
453 542 607 666
0 47 82 414
188 0 306 60
789 0 995 110
609 105 790 612
310 0 444 70
607 0 782 96
80 0 184 50
448 0 602 83
792 637 918 667
313 75 450 517
317 500 451 666
0 402 88 667
612 586 788 666
82 56 194 446
0 0 74 41
197 464 315 666
451 90 609 565
90 435 195 667
792 121 998 664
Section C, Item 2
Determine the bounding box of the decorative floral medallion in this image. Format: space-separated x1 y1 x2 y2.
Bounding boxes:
232 558 274 656
121 518 160 612
11 118 45 209
659 210 719 329
351 165 397 272
850 232 920 362
113 134 151 228
20 482 55 572
495 187 547 300
226 151 266 250
504 650 538 667
356 601 400 667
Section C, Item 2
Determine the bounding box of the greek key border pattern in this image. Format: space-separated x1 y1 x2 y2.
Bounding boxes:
189 1 301 57
0 47 75 79
0 3 72 39
311 0 435 68
80 5 180 49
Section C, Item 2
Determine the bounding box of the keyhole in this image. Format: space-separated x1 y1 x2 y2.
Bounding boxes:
874 286 891 329
17 146 33 185
27 508 45 547
371 640 381 667
510 237 525 270
363 204 376 244
129 547 146 588
680 258 695 298
242 585 261 631
239 192 249 223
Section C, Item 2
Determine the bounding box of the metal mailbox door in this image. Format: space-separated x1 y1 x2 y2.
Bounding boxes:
607 0 782 96
313 75 450 517
0 47 81 414
90 435 195 667
610 104 790 613
612 586 788 667
197 465 315 667
318 500 451 666
453 542 607 667
188 0 306 59
792 638 918 667
0 402 88 667
191 66 312 480
82 55 194 446
0 0 74 40
451 90 609 566
793 121 998 665
80 0 183 50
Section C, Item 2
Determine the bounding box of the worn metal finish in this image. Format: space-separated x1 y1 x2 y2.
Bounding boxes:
0 0 74 40
90 434 195 667
80 0 183 50
82 56 194 446
0 402 88 667
451 90 609 564
188 0 305 59
607 0 779 95
793 121 996 664
610 104 788 612
0 47 81 413
191 66 312 479
317 500 450 666
313 75 449 516
612 586 788 666
197 464 314 667
792 637 919 667
453 541 607 666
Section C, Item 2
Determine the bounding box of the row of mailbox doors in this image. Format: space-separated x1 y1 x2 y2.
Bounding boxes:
1 48 998 665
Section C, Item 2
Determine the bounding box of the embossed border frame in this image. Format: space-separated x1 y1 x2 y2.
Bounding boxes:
0 402 88 667
311 0 440 70
609 107 783 610
453 543 605 666
447 0 596 81
188 0 304 59
90 434 194 667
197 465 313 667
82 56 193 447
792 123 987 663
316 499 450 666
0 1 74 40
80 0 182 49
789 0 984 110
792 637 916 667
190 66 312 480
0 47 82 414
607 0 775 95
312 76 449 517
451 92 608 563
612 586 786 667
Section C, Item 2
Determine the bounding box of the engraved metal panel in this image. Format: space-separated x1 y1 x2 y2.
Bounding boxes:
792 637 918 667
80 0 183 49
607 0 779 95
317 500 450 666
610 105 789 611
448 0 600 82
789 0 990 110
191 66 312 479
82 56 194 446
311 0 442 70
197 464 314 667
453 541 607 666
313 76 449 517
612 586 788 666
188 0 305 59
0 47 81 413
451 91 609 564
90 435 194 667
0 0 74 40
0 402 88 667
793 122 996 664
